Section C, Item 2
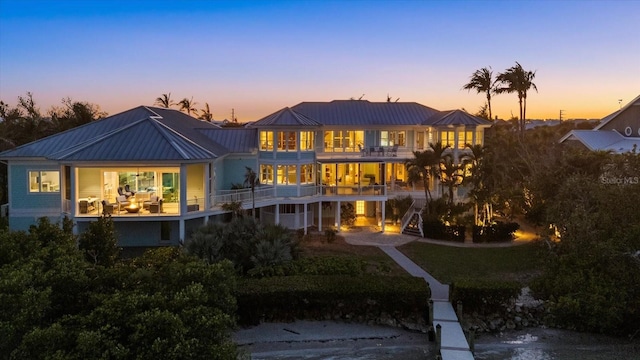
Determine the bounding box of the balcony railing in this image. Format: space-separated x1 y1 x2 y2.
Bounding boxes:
320 185 386 196
211 187 276 206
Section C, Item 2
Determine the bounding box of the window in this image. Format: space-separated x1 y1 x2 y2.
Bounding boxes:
29 171 60 193
458 130 473 150
475 130 483 146
440 130 455 148
276 165 297 185
279 204 297 213
300 131 315 151
323 131 363 152
380 131 405 146
260 131 273 151
277 131 296 151
416 131 425 150
260 164 274 184
300 164 314 184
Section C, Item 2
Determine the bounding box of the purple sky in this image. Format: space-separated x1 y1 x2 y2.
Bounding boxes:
1 0 638 121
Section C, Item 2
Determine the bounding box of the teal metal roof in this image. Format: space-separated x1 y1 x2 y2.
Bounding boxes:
250 107 321 127
265 100 440 126
0 106 225 161
425 110 492 126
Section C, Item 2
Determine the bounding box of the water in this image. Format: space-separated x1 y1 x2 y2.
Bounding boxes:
474 328 640 360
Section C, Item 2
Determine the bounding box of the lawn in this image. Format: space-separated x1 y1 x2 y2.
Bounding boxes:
398 241 546 285
298 232 408 276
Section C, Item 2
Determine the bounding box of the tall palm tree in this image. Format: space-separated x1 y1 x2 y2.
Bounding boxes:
405 142 450 215
178 97 198 116
439 154 466 205
496 62 538 134
155 93 175 108
462 67 497 120
244 166 259 219
198 102 214 121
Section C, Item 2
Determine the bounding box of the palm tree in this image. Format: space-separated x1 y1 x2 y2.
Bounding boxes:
177 97 197 116
405 142 450 215
496 62 538 134
155 93 175 108
438 155 465 205
462 144 490 225
462 67 497 120
198 102 214 121
244 166 259 219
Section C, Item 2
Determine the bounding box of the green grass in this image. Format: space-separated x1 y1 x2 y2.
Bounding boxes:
398 241 546 285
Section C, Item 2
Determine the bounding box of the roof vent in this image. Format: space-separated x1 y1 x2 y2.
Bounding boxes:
624 126 632 136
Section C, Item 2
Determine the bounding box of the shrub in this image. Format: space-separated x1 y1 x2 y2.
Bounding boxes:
236 275 430 325
472 222 520 243
450 278 521 315
423 219 465 242
324 228 337 243
340 203 356 227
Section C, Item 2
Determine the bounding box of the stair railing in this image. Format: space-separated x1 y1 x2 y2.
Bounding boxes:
400 199 416 234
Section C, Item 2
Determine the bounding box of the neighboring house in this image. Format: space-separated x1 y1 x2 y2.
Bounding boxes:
0 101 491 246
560 95 640 153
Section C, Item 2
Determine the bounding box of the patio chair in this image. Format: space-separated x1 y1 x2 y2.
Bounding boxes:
102 199 117 215
390 144 398 157
116 195 130 212
369 146 375 156
143 195 161 210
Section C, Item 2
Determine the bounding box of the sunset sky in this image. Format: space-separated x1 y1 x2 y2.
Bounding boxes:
1 0 638 122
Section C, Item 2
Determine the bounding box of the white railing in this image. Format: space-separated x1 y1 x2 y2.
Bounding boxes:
400 200 416 234
211 187 275 206
320 185 386 196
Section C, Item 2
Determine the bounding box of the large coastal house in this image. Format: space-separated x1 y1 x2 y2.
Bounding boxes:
0 100 491 247
560 95 640 153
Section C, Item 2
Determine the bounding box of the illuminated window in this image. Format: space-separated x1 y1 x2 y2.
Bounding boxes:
380 131 405 146
356 201 365 215
300 131 315 151
323 131 363 152
260 131 273 151
458 130 474 150
475 130 483 146
276 165 297 185
300 164 314 184
288 165 297 184
29 171 60 193
440 131 455 148
277 131 297 151
260 164 273 184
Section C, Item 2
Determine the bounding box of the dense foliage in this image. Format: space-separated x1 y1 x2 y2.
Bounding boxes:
185 216 299 275
0 218 238 359
450 278 521 315
532 152 640 335
236 275 430 325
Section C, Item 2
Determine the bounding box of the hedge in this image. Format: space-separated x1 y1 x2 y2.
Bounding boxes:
472 222 520 243
423 220 465 242
236 275 430 325
450 278 521 315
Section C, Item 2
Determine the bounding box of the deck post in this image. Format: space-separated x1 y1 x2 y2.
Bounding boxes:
456 300 463 320
435 323 442 353
429 299 434 324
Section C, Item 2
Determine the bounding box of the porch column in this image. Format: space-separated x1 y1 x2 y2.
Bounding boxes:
70 165 78 235
381 200 386 233
275 204 280 225
303 204 308 235
180 164 188 215
336 200 341 232
179 219 185 243
318 201 323 231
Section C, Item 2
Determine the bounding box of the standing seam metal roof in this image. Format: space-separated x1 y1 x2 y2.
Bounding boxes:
287 100 440 126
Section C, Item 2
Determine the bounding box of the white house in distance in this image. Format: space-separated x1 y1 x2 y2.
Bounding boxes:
560 95 640 153
0 100 491 247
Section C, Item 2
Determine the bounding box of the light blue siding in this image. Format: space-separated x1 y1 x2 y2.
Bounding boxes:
221 157 257 190
10 164 61 210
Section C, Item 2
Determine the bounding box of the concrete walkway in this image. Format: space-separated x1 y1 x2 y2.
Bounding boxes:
342 230 475 360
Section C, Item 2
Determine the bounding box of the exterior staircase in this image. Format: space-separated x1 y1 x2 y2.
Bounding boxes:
400 199 424 237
